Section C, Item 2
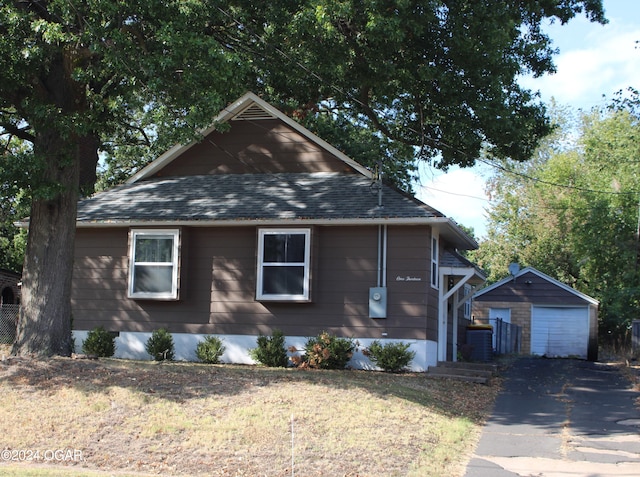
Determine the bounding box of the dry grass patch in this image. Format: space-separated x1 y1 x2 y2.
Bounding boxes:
0 357 501 476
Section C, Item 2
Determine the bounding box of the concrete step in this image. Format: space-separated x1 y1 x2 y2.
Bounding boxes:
426 361 498 384
436 361 498 375
426 372 489 384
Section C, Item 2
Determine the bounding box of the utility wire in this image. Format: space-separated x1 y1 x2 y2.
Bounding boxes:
215 6 640 200
61 2 640 203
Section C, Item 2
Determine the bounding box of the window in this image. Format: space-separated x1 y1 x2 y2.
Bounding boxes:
463 284 472 319
257 228 311 301
128 229 180 300
431 234 439 288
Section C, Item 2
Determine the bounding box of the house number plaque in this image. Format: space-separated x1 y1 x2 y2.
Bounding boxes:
395 276 422 282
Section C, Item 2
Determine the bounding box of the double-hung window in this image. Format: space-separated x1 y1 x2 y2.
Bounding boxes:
257 228 311 301
128 229 180 300
431 234 439 289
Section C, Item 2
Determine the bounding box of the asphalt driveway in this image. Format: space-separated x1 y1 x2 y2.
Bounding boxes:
464 357 640 476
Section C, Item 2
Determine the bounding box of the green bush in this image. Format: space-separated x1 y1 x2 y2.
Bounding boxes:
196 335 226 364
250 329 288 367
81 326 116 357
292 331 355 369
363 340 415 372
145 328 175 361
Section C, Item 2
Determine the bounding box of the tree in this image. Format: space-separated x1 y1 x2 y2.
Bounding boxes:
474 102 640 344
0 1 605 356
1 1 250 355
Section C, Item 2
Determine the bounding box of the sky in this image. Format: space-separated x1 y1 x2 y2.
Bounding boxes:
416 0 640 239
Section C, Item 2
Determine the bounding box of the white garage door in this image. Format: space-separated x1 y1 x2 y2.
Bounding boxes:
531 306 589 358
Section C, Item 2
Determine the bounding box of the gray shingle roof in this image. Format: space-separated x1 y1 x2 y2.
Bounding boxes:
77 173 444 224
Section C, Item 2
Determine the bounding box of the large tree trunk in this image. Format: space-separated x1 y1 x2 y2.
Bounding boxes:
13 130 80 357
11 49 98 357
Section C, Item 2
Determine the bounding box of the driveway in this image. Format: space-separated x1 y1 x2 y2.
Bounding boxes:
464 357 640 476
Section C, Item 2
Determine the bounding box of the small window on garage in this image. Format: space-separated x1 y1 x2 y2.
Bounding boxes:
128 229 180 300
257 228 311 301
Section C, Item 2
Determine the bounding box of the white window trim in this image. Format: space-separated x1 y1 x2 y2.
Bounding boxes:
431 233 439 289
256 228 311 301
128 229 180 300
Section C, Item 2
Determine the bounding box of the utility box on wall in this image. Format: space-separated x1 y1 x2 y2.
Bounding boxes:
369 287 387 318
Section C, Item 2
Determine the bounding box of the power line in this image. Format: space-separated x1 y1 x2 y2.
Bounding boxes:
479 158 640 196
214 6 640 202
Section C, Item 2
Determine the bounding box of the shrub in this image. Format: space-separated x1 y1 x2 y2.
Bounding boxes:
196 335 226 364
81 326 116 357
291 331 355 369
363 340 415 372
249 329 288 367
145 328 175 361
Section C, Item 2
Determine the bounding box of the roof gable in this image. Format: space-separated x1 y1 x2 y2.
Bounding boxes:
473 267 598 305
126 92 371 183
74 93 481 250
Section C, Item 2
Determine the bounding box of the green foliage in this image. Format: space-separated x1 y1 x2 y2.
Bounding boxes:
81 326 116 357
257 1 604 169
0 0 607 357
475 100 640 344
195 336 226 364
249 329 288 367
363 341 415 373
292 331 355 369
145 328 175 361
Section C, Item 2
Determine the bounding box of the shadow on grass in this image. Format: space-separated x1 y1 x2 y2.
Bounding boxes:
0 355 499 424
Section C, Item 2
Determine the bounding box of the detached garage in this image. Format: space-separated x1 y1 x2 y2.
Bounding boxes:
472 267 599 361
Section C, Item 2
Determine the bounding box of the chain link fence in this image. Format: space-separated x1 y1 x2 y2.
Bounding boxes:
1 304 19 345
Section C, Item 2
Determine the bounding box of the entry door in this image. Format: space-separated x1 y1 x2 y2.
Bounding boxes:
489 308 511 351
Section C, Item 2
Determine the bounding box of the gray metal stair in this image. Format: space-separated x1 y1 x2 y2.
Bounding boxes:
427 361 497 384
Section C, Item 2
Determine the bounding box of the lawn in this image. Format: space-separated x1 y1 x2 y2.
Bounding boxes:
0 355 501 477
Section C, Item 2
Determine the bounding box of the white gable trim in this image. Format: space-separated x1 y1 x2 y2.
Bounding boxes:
127 92 372 184
473 266 598 305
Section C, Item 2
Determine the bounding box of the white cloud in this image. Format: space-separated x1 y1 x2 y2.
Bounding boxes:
417 1 640 240
417 167 490 238
520 19 640 108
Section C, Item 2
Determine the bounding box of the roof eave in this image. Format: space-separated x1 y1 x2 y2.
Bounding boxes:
429 217 479 250
75 216 455 228
473 266 599 305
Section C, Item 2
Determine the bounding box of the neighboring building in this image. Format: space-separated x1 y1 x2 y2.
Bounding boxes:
0 268 21 344
71 92 485 370
0 269 21 306
472 267 598 361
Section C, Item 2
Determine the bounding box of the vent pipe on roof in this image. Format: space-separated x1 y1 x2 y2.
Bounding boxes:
508 262 520 283
377 159 383 208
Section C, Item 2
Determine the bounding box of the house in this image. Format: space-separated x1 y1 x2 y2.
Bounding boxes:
0 268 21 306
0 268 21 344
71 92 485 370
472 266 599 361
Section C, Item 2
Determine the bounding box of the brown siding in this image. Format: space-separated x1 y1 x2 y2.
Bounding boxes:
72 225 433 341
152 120 357 177
474 271 589 305
385 226 430 340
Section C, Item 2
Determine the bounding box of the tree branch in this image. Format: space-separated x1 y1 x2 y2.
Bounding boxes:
0 121 35 143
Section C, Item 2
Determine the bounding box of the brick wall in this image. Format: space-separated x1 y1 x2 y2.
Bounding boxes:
472 300 532 354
